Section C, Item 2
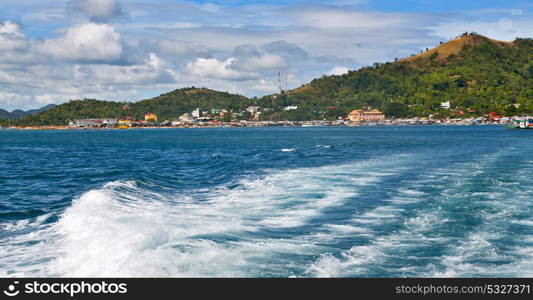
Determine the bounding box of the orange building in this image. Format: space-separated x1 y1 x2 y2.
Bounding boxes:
144 113 158 122
348 109 385 122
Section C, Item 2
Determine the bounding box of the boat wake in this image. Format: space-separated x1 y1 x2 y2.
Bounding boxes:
1 148 532 277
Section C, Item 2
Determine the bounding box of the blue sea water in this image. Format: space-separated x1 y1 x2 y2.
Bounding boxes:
0 125 532 277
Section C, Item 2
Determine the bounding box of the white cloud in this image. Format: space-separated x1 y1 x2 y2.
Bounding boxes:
38 22 123 63
86 53 177 84
326 66 350 76
186 58 255 80
69 0 123 22
237 53 286 71
0 21 29 51
0 21 21 35
0 49 177 110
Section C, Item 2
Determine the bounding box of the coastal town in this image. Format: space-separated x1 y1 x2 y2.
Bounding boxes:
50 102 533 130
2 105 530 130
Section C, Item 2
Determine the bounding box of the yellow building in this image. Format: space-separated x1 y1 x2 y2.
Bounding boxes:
144 113 158 122
348 109 385 122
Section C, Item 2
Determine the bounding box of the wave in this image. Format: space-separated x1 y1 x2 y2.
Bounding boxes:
0 154 416 277
306 149 533 277
2 148 532 278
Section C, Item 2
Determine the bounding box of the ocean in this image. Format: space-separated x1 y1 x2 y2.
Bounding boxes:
0 125 532 277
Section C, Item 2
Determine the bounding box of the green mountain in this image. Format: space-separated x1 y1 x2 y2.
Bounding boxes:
258 33 533 120
1 33 532 126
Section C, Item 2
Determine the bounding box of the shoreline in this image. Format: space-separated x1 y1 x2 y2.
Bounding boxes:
1 122 510 131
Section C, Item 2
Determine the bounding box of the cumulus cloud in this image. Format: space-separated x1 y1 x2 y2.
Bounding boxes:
0 21 29 52
0 52 178 110
326 66 350 76
38 22 123 63
68 0 124 22
82 53 178 84
186 58 255 81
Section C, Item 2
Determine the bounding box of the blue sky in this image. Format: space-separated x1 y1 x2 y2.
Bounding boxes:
0 0 531 110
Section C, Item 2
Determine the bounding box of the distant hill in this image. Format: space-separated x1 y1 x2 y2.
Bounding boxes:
2 33 532 125
0 109 11 119
3 88 251 126
133 87 251 120
0 104 56 120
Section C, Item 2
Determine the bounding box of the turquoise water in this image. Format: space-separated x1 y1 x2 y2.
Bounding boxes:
0 126 532 277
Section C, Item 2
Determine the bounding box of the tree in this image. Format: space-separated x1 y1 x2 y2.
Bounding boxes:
383 102 408 118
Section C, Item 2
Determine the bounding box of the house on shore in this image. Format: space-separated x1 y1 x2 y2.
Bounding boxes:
347 109 385 122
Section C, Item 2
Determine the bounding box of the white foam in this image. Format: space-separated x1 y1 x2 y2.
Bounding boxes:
307 203 450 277
1 154 418 277
398 188 425 196
307 243 388 277
512 219 533 226
281 148 296 152
308 148 533 278
431 232 512 277
306 254 344 277
323 224 371 234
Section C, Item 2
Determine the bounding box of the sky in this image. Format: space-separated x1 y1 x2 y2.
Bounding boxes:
0 0 531 110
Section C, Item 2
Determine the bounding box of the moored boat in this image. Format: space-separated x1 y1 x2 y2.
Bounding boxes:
508 118 533 129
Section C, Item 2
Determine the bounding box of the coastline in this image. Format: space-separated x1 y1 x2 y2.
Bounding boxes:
1 120 510 130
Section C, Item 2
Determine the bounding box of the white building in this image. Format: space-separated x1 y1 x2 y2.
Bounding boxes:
192 108 200 118
284 106 298 111
441 101 451 110
246 106 260 114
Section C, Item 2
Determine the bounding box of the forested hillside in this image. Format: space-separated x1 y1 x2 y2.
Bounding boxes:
2 33 532 125
3 88 251 126
259 33 533 120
